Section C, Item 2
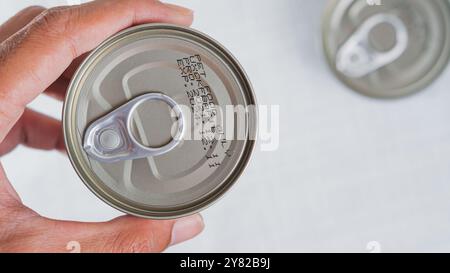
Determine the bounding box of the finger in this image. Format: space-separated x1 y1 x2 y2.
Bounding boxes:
0 109 64 156
0 0 194 141
0 6 68 102
0 6 89 102
0 163 22 207
2 213 204 253
0 6 45 42
57 214 204 253
44 52 89 101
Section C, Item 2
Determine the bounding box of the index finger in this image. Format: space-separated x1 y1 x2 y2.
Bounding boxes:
0 0 193 140
0 6 45 42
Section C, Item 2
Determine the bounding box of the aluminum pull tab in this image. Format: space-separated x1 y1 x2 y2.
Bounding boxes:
83 93 185 163
336 13 409 78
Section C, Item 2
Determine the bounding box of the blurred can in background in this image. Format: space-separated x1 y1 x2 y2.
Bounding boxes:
63 24 257 219
322 0 450 98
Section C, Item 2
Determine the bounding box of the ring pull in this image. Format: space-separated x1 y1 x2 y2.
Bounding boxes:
336 13 409 78
83 93 185 163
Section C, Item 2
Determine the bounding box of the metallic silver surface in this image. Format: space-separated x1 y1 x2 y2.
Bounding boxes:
63 24 257 219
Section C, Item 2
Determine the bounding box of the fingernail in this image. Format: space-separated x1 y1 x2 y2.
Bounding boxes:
165 3 194 17
170 214 204 246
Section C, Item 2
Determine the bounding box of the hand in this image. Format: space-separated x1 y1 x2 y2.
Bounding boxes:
0 0 204 253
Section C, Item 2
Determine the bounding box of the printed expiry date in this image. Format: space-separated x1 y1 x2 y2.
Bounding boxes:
177 54 233 169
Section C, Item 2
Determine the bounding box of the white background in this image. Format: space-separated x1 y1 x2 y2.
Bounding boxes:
1 0 450 252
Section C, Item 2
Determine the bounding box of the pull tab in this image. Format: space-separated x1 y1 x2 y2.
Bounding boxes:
83 93 185 163
336 13 409 78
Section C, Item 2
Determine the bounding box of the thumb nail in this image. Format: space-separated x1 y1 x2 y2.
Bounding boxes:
165 3 194 16
170 214 204 246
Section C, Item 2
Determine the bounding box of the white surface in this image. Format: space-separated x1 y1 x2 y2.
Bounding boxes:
2 0 450 252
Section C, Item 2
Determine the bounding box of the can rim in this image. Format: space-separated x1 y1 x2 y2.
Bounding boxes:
63 23 258 219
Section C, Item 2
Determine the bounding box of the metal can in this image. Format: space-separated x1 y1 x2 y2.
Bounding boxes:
63 24 257 219
322 0 450 98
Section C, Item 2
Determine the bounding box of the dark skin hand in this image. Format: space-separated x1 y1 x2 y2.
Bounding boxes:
0 0 204 253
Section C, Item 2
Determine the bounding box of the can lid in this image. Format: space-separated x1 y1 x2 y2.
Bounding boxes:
64 24 257 218
323 0 450 98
